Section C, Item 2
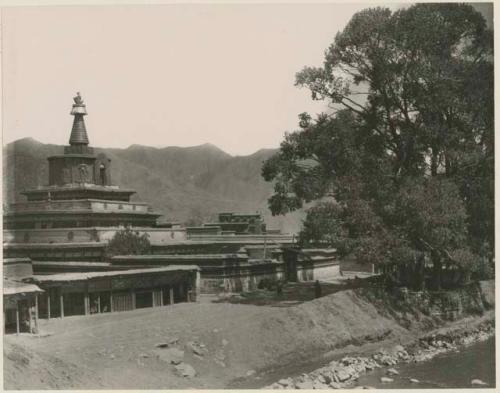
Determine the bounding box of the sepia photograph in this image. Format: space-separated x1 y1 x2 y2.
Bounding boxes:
1 1 495 390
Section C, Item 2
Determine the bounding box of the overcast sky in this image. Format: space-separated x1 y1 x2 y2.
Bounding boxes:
1 3 493 155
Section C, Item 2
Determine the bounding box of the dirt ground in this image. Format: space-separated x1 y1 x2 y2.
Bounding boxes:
3 284 494 390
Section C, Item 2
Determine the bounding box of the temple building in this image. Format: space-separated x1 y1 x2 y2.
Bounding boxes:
3 94 340 331
4 93 160 232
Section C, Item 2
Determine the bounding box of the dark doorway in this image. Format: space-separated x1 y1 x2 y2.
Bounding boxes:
135 291 153 309
64 293 85 316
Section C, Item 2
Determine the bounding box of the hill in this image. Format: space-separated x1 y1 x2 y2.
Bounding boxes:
3 138 305 233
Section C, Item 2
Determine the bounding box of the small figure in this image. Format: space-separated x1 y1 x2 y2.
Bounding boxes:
314 280 322 298
276 281 283 296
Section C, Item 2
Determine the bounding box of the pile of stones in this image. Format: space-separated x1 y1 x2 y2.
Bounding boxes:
266 321 494 389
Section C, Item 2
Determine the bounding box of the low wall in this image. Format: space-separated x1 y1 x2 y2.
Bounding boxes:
4 227 188 245
201 261 286 294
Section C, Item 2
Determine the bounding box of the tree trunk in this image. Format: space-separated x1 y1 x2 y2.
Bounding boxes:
431 251 442 291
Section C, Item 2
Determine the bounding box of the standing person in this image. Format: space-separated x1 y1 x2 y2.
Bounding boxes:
314 280 322 298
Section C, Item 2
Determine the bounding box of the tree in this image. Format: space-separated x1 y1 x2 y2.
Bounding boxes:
263 4 493 288
105 226 151 258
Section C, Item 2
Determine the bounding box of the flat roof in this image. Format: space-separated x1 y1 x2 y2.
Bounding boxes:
111 254 248 261
4 279 43 296
3 257 32 264
32 261 112 267
33 265 199 283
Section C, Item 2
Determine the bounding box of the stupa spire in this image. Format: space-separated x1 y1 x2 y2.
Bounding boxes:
69 92 89 145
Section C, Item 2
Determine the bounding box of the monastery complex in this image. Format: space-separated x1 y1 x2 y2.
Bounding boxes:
3 94 339 334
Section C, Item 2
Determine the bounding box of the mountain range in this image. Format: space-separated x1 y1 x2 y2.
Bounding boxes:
3 138 305 234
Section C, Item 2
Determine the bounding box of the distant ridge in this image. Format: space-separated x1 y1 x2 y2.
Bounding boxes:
3 138 305 234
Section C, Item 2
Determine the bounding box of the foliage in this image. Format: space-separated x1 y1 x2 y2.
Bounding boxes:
104 226 152 258
263 4 494 287
298 201 344 249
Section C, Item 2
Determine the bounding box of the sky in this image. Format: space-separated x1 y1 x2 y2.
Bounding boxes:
1 2 493 156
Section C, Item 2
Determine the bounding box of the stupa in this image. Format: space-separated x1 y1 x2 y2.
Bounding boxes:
4 93 161 232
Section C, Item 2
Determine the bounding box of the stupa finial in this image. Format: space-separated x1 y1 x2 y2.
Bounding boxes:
69 92 89 145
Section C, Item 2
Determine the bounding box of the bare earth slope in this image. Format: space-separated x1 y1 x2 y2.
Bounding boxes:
5 290 422 389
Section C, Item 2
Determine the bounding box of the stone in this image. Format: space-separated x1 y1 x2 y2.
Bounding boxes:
154 348 185 364
387 368 399 375
380 377 394 383
409 378 419 383
277 378 290 386
246 370 256 377
175 363 196 378
295 380 314 389
222 339 229 346
186 341 207 357
313 380 329 389
329 382 341 389
335 369 351 382
471 379 488 386
138 353 150 358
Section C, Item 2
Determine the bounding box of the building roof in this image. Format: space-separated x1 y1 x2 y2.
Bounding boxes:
32 265 199 283
4 279 43 296
111 254 248 261
3 257 32 265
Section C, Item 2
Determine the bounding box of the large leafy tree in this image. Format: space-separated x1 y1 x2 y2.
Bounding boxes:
263 4 493 289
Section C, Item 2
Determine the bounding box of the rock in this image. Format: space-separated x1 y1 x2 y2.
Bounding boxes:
329 381 341 388
175 363 196 378
295 380 314 389
387 368 399 375
109 354 115 360
186 341 207 357
471 379 488 386
155 342 169 348
222 339 229 346
313 380 329 389
154 348 185 364
246 370 256 377
409 378 419 383
213 328 220 333
277 378 290 386
380 377 394 383
138 353 150 358
335 369 351 382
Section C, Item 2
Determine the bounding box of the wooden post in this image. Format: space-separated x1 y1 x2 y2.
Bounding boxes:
110 292 114 313
97 295 101 314
131 290 136 310
60 291 64 318
152 291 155 308
84 293 89 316
169 287 174 305
160 289 164 307
47 292 51 320
28 301 33 333
35 294 39 332
3 311 6 334
15 303 20 335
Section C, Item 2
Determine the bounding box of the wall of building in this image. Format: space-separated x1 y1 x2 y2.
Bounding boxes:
4 227 188 245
